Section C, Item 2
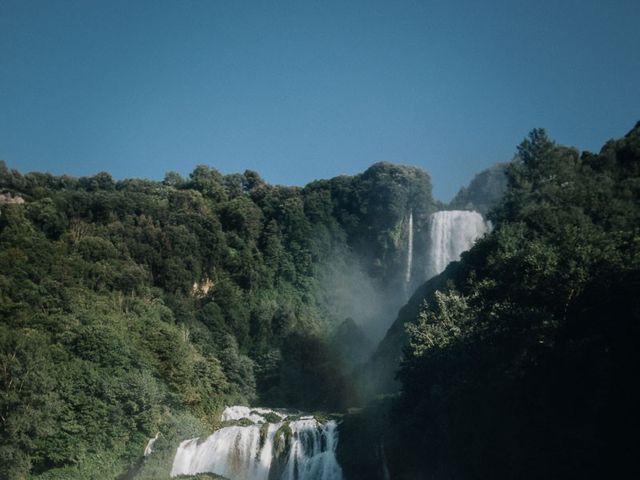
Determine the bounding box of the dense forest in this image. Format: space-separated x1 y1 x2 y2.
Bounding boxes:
1 122 639 479
0 158 434 479
343 123 640 479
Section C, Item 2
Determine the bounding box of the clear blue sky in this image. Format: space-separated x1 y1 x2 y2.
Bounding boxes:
1 0 639 200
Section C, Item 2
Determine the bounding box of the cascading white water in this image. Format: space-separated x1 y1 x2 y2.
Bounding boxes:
281 419 341 480
221 405 285 423
170 424 276 479
426 210 490 278
405 211 413 284
170 406 343 480
144 432 160 457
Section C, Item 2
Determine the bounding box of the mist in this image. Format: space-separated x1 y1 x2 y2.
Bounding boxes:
317 255 407 345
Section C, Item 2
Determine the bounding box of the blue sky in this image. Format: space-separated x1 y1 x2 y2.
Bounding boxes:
1 0 639 200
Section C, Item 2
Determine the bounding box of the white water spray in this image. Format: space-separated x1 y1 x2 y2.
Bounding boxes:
170 406 343 480
426 210 490 278
405 211 414 284
221 405 285 423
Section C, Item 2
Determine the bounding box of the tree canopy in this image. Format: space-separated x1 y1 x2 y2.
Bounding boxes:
0 159 434 479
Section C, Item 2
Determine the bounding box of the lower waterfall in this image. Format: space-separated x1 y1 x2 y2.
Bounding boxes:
170 406 343 480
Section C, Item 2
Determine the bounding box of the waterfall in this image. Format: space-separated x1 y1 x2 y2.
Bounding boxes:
426 210 490 278
144 432 160 456
405 211 414 284
170 406 343 480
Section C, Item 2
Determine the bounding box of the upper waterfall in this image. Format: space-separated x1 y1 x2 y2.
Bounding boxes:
171 406 343 480
405 210 414 284
426 210 490 278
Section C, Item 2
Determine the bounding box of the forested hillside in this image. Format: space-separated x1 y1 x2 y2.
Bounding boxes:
0 161 434 479
449 162 508 214
345 123 640 479
3 122 638 480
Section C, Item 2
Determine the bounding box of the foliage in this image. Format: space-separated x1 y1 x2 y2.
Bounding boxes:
389 123 640 479
0 159 434 478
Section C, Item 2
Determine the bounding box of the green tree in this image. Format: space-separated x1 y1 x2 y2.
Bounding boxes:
0 327 59 479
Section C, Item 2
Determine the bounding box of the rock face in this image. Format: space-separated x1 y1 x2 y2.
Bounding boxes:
0 192 25 216
191 278 214 298
0 192 25 204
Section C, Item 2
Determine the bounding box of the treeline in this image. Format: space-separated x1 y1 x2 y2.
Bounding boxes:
358 123 639 479
0 160 433 479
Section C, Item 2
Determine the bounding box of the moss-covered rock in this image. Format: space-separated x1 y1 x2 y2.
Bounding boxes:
218 417 255 429
282 414 301 423
259 422 270 450
174 474 227 480
272 422 292 457
261 412 283 423
310 412 343 424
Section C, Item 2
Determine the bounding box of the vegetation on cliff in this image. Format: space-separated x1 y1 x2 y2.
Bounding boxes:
0 160 434 479
358 123 640 479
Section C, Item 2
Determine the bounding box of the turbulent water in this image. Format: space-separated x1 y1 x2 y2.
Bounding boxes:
426 210 490 278
170 406 343 480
